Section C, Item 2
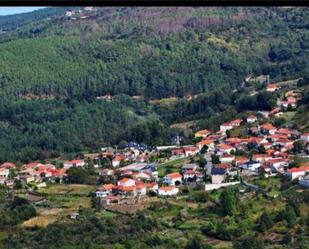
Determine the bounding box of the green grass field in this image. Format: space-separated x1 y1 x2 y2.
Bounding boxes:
40 184 96 196
99 210 118 218
158 157 189 177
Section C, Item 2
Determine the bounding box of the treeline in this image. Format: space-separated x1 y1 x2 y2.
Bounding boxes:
0 7 307 101
0 195 36 228
0 95 172 163
5 210 158 249
153 88 277 127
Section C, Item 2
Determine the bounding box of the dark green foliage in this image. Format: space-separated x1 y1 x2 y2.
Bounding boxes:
0 197 36 228
185 236 207 249
233 236 264 249
281 204 297 228
211 154 220 164
257 212 274 232
66 167 91 184
220 187 240 216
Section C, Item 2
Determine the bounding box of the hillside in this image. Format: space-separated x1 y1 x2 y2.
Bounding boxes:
0 7 308 162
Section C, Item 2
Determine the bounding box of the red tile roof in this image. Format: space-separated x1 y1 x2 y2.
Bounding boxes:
159 186 177 191
166 172 182 179
288 166 309 173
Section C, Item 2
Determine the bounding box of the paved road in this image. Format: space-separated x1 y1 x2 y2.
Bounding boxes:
204 151 213 175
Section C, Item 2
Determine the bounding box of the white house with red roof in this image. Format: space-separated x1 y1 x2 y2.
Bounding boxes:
220 123 234 132
246 115 258 123
112 155 125 167
135 182 147 196
0 168 9 179
117 177 135 187
235 156 250 166
0 162 16 169
252 154 273 163
259 123 277 135
183 170 196 180
274 138 294 147
96 184 116 197
194 129 210 138
163 172 182 186
183 146 199 157
282 97 297 109
132 172 151 180
23 162 45 170
63 160 85 169
220 154 235 163
266 83 280 92
158 186 179 196
286 166 309 180
230 119 242 127
217 143 235 155
267 158 289 171
196 139 214 151
276 128 292 137
146 182 159 192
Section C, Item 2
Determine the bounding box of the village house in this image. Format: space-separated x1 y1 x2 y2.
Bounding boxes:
258 111 270 119
171 148 186 158
63 160 85 169
220 154 235 163
65 10 75 17
0 162 16 169
158 186 179 196
286 166 309 180
23 162 45 170
235 156 250 166
259 123 277 135
239 160 261 172
0 168 9 179
112 155 125 167
220 122 234 133
300 133 309 143
135 182 147 196
194 129 210 138
267 158 289 171
299 175 309 188
276 128 292 137
48 169 66 182
96 184 115 198
181 163 198 172
211 167 227 184
273 138 294 148
230 119 242 127
266 83 280 92
131 172 152 181
163 172 182 186
246 115 258 123
217 143 235 155
19 174 35 184
183 146 199 157
252 154 273 162
281 97 297 109
0 177 5 185
118 177 135 187
5 179 14 188
146 182 159 192
183 170 196 180
196 139 215 151
99 169 114 176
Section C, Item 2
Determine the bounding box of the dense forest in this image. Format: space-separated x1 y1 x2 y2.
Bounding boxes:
0 7 308 162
